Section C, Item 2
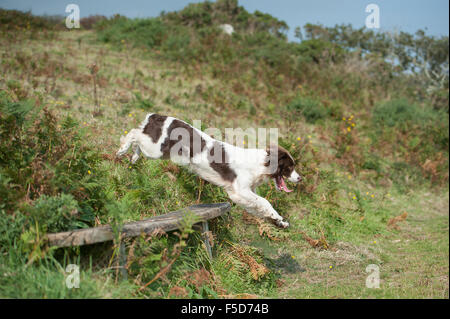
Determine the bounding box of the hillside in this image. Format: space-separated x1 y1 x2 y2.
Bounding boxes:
0 1 448 298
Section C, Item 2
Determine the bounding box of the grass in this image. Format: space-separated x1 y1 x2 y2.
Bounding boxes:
0 5 448 299
277 190 449 298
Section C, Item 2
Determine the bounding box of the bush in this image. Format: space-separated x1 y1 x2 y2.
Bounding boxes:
28 193 89 233
287 96 329 123
372 98 449 152
372 98 438 130
370 98 448 183
80 15 106 29
170 2 213 28
161 29 193 61
295 39 345 65
96 16 168 49
0 209 28 249
0 93 105 215
0 8 61 31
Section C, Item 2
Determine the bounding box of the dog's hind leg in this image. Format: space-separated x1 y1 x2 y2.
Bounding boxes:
131 144 141 164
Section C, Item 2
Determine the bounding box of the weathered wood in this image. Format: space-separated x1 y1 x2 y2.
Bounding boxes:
201 221 213 260
118 241 128 280
46 203 230 248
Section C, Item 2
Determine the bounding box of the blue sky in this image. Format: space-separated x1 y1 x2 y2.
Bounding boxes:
0 0 448 40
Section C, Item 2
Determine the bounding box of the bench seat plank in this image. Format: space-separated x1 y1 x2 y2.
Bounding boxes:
46 203 230 247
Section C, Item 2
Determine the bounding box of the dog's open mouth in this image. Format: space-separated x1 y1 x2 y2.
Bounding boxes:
275 176 293 192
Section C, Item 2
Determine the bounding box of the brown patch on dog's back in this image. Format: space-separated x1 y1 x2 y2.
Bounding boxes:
208 141 237 183
154 116 236 182
143 114 167 143
160 119 206 158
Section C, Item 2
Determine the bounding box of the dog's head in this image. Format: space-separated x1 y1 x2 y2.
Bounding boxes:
266 145 302 192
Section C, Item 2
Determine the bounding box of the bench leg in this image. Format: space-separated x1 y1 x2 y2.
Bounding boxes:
201 221 213 260
118 240 128 281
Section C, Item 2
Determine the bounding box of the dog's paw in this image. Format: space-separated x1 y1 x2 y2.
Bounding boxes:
116 150 126 158
131 154 140 164
273 219 289 229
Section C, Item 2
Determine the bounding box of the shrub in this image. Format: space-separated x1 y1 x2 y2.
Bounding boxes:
361 153 382 173
372 98 449 152
161 29 193 61
170 2 213 28
0 93 105 215
96 16 167 49
80 15 106 30
295 39 345 65
287 96 329 123
371 98 448 184
0 209 28 250
0 8 61 31
372 98 437 130
28 193 89 233
130 92 155 110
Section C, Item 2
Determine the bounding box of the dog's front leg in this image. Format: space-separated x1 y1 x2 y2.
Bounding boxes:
227 189 289 228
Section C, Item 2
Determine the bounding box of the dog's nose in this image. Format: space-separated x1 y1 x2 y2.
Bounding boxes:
297 175 303 182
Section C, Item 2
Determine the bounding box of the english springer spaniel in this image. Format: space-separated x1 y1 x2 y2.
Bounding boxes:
116 114 302 228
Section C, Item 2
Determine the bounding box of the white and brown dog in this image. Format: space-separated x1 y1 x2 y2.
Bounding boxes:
116 114 302 228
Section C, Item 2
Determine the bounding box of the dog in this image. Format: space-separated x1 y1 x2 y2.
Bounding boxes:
116 113 302 228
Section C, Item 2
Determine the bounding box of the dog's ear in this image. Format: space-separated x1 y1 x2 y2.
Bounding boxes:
276 145 290 158
265 144 278 166
276 146 295 176
266 144 287 177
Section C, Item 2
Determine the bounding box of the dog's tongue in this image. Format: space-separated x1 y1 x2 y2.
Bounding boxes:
279 177 293 193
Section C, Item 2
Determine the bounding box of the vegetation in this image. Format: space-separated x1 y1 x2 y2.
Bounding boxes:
0 0 448 298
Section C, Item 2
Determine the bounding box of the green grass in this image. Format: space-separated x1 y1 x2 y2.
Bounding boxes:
276 189 449 298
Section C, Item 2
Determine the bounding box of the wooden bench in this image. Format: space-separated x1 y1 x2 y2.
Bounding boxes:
46 203 231 279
